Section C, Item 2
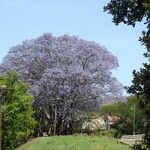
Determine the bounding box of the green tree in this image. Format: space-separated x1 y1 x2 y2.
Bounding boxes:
0 71 36 150
101 96 144 136
128 65 150 148
104 0 150 53
104 0 150 148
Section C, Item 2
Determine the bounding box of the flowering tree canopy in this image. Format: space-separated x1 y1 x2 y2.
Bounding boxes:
0 33 124 134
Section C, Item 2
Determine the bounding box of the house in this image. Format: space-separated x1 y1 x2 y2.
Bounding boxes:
82 114 119 132
82 117 105 132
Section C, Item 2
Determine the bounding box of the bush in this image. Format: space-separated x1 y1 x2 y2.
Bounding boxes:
0 71 36 150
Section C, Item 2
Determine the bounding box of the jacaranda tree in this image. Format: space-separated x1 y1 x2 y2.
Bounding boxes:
0 33 124 135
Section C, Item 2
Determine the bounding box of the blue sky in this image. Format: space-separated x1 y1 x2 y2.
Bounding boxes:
0 0 147 92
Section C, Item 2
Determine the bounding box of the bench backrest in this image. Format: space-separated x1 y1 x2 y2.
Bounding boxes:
121 134 145 140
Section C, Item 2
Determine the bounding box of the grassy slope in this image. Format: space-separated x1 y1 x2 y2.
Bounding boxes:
16 135 130 150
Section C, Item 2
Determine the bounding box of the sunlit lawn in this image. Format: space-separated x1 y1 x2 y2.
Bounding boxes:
16 135 130 150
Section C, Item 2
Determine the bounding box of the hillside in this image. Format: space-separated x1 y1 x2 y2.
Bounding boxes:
16 135 129 150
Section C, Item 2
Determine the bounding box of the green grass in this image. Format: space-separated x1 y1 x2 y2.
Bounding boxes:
16 135 130 150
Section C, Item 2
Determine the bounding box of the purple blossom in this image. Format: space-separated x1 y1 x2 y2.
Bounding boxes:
0 33 124 128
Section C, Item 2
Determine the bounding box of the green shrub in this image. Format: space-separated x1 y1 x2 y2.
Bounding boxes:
0 71 36 150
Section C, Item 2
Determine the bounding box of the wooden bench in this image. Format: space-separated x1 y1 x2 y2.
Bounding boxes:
118 134 145 146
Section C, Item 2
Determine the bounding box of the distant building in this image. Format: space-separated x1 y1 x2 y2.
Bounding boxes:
82 117 105 132
72 114 119 133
